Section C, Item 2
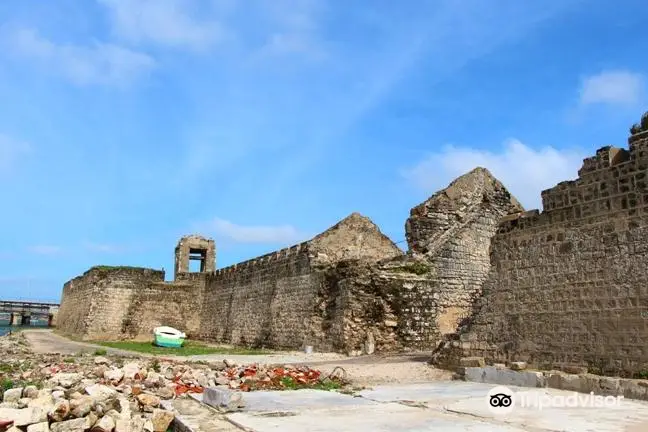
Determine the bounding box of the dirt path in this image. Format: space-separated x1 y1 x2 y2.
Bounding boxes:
22 329 451 386
22 329 140 356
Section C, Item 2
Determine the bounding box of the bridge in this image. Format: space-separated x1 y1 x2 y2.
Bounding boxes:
0 300 60 326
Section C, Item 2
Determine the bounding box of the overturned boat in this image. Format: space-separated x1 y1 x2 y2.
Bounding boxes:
153 326 186 348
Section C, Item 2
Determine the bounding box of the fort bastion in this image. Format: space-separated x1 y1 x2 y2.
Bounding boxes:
58 111 648 375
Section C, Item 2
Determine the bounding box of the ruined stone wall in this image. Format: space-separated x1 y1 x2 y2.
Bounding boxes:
199 242 321 349
319 261 442 354
57 267 207 341
405 168 524 337
122 276 206 340
197 213 405 350
446 124 648 376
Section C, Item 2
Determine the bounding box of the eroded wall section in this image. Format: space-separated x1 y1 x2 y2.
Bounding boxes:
405 167 524 336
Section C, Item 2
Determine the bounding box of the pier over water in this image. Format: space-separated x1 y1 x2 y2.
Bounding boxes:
0 300 59 328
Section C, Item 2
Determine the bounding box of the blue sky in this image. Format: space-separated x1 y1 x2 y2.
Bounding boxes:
0 0 647 302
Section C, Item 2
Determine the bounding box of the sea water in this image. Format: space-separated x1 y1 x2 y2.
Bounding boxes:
0 325 45 336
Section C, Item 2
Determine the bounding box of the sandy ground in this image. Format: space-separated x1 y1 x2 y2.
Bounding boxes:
22 329 452 386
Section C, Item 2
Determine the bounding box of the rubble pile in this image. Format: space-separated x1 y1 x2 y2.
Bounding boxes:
0 333 346 432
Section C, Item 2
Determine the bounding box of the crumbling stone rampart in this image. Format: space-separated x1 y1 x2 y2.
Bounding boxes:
436 112 648 377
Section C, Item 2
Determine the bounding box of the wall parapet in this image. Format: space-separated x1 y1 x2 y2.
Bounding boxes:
497 115 648 234
211 241 310 279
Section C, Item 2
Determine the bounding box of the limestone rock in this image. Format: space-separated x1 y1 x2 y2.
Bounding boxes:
52 373 83 389
510 362 527 371
150 409 174 432
459 357 485 368
0 407 48 426
94 357 109 365
69 397 93 418
50 418 91 432
3 389 24 404
122 363 141 380
104 369 124 383
91 415 115 432
27 422 50 432
23 386 39 400
85 385 117 402
48 399 71 422
135 394 159 412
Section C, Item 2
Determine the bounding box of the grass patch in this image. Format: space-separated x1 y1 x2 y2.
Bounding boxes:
277 376 342 391
391 262 431 275
94 348 107 356
92 340 272 356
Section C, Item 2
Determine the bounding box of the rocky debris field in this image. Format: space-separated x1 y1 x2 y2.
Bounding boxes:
0 333 347 432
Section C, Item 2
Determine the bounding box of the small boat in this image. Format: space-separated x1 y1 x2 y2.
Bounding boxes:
153 326 186 348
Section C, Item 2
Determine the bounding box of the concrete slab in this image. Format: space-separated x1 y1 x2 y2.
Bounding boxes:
161 398 241 432
445 386 648 432
215 382 648 432
227 403 527 432
237 389 377 412
358 381 493 407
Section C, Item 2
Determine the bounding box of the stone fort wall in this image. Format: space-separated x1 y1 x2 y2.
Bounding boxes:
57 169 524 352
438 117 648 376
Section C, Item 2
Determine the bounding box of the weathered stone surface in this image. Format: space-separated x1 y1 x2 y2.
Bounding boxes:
26 422 50 432
434 116 648 377
150 409 174 432
48 399 70 422
23 386 39 400
202 388 243 409
85 385 117 402
0 407 48 426
459 357 485 368
50 418 90 432
135 394 159 411
52 374 83 389
510 362 527 371
91 414 115 432
3 389 23 404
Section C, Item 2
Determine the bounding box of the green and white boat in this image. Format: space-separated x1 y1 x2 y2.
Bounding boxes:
153 326 186 348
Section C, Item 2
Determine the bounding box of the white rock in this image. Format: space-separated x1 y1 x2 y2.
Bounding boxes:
27 422 50 432
52 391 65 400
3 388 24 403
85 384 117 402
122 363 141 380
52 373 83 388
27 394 55 411
91 414 115 432
50 418 90 432
0 407 48 426
94 357 110 365
104 369 124 383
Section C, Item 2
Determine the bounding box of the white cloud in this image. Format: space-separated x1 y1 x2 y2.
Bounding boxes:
579 70 645 106
27 245 63 255
97 0 226 50
0 134 31 174
402 139 587 210
7 28 155 86
203 218 306 244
